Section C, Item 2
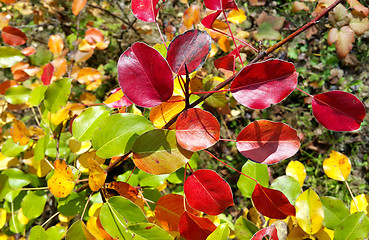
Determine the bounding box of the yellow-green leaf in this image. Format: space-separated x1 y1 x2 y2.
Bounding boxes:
295 188 324 235
286 160 306 187
323 151 351 181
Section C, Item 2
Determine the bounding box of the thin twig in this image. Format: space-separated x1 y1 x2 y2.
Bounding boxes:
87 3 129 25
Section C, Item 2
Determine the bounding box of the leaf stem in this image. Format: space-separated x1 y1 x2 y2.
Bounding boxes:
219 138 236 142
80 193 92 221
210 27 258 53
14 187 49 191
41 212 59 228
155 21 167 50
344 180 359 211
191 89 230 95
296 87 314 98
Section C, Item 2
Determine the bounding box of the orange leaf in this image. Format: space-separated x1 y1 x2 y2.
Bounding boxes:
48 35 64 54
0 80 17 95
10 119 31 145
13 69 30 82
51 57 68 78
347 0 369 16
292 1 309 13
0 0 16 4
72 0 87 15
73 50 94 62
85 28 104 45
21 47 36 56
47 159 75 198
106 182 139 201
1 26 27 46
77 67 102 85
183 5 201 28
218 35 230 52
149 95 185 129
86 158 106 191
0 12 11 29
327 27 338 45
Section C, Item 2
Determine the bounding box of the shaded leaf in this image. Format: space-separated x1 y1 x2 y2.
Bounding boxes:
321 196 350 230
77 67 102 85
323 151 351 181
0 80 17 95
29 226 50 240
292 1 309 13
183 5 201 28
10 119 30 145
21 191 47 219
335 26 355 58
4 85 31 105
48 35 64 54
149 95 185 129
106 181 139 201
347 0 369 16
237 161 269 198
286 160 306 187
86 158 106 191
334 212 369 240
179 211 217 240
236 120 300 164
66 220 97 240
72 0 87 15
312 91 365 131
1 26 27 46
231 59 298 109
214 45 243 72
47 159 75 198
234 216 259 239
131 0 161 22
349 16 369 35
176 108 220 151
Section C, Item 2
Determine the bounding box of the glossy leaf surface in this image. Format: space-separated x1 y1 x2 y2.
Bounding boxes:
252 183 296 219
203 0 238 10
41 63 54 85
207 224 230 240
236 120 300 164
131 0 161 22
167 29 212 75
132 129 192 175
312 91 365 131
47 159 75 198
295 188 324 234
149 95 185 129
321 196 350 230
184 169 234 215
231 59 298 109
44 78 72 113
127 223 172 240
1 26 27 46
118 42 173 107
176 108 220 151
179 211 216 240
323 151 351 181
334 212 369 240
286 160 306 187
214 45 243 72
237 160 269 198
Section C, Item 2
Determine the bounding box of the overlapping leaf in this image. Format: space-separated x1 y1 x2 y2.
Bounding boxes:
131 0 161 22
333 212 369 240
184 169 234 215
214 45 243 72
203 0 238 11
236 120 300 164
1 26 27 46
41 63 55 85
230 59 298 109
149 95 185 129
118 42 173 107
251 225 278 240
48 35 64 54
179 211 216 240
312 91 365 131
103 88 133 108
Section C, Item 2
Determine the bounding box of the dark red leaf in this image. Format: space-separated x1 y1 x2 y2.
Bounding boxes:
214 45 243 72
179 211 216 240
201 10 221 28
118 42 173 107
41 63 55 85
251 225 279 240
204 0 238 11
1 26 27 46
176 108 220 151
312 91 365 131
167 29 212 75
131 0 161 22
236 120 300 164
230 59 298 109
252 183 296 219
184 169 234 215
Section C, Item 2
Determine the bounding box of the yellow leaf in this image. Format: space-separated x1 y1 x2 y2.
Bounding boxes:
86 158 106 191
315 227 334 240
350 194 369 216
0 12 11 30
209 43 218 58
0 153 19 170
95 40 110 50
47 159 75 198
78 151 105 167
287 225 310 240
149 95 185 129
69 138 91 154
49 104 71 126
295 188 324 235
27 158 53 177
80 92 96 105
17 208 29 225
323 151 351 181
48 35 64 54
212 19 228 30
88 203 103 217
0 208 6 229
227 9 247 24
29 126 45 139
78 39 95 52
10 119 30 145
86 216 104 240
77 67 102 85
286 160 306 187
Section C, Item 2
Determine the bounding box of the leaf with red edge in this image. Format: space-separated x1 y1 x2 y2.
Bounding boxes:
103 88 133 108
131 0 161 22
201 11 221 29
252 183 296 219
166 29 212 75
214 45 243 72
335 26 355 59
184 169 234 215
312 91 365 131
347 0 369 16
236 120 300 164
251 225 279 240
1 26 27 46
41 63 55 85
176 108 220 151
118 42 173 108
204 0 238 11
230 59 298 109
179 211 217 240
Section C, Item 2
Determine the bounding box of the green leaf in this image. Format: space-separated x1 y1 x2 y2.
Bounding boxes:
44 78 72 113
254 22 281 41
72 106 110 142
34 133 50 161
21 191 47 219
234 216 259 240
29 47 53 66
4 85 31 105
29 85 48 106
29 226 50 240
117 170 139 186
1 138 28 157
108 196 147 224
334 212 369 240
9 213 26 233
270 175 301 205
45 132 71 158
2 168 31 189
237 161 269 198
206 223 230 240
46 226 67 240
0 46 24 68
0 175 11 201
65 220 97 240
92 113 154 158
57 192 86 216
142 187 161 210
321 196 350 230
127 223 172 240
138 170 169 188
204 79 227 108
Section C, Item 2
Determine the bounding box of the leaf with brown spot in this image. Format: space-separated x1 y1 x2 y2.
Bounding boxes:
47 159 75 198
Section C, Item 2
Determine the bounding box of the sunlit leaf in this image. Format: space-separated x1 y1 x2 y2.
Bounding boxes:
1 26 27 46
179 211 217 240
214 45 242 72
47 159 75 198
286 160 306 187
218 35 230 52
207 223 230 240
52 57 68 78
105 181 139 201
334 212 369 240
41 63 55 85
184 169 234 215
21 191 47 219
335 26 355 58
295 188 324 234
77 67 102 85
237 161 269 198
251 225 278 240
227 9 246 24
270 176 301 205
0 46 24 68
4 85 31 105
85 158 106 191
44 78 72 113
72 0 87 16
323 151 351 181
312 91 365 131
0 12 11 29
48 35 64 54
66 220 97 240
0 80 17 95
128 223 172 239
131 0 161 22
321 196 350 230
234 216 259 239
103 88 132 108
21 46 36 56
201 11 222 29
349 16 369 35
85 28 104 44
149 95 185 129
203 0 238 11
29 226 50 240
350 194 369 214
292 1 309 13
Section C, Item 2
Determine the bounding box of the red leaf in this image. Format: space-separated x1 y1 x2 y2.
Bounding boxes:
214 45 243 72
179 211 216 240
252 183 296 219
201 10 221 28
167 29 212 75
251 225 279 240
184 169 234 215
118 42 173 107
103 88 133 108
312 91 365 131
41 63 55 85
230 59 298 109
176 108 220 151
204 0 238 11
1 26 27 46
236 120 300 164
131 0 161 22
